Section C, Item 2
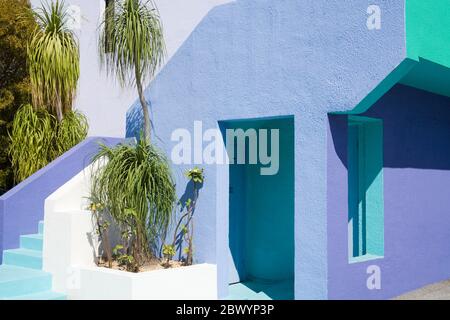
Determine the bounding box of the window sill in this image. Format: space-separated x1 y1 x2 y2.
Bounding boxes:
349 254 384 264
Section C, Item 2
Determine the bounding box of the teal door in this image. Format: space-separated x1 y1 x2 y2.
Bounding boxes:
225 116 294 299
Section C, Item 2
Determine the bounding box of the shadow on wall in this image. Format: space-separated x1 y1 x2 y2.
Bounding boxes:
327 83 450 299
126 106 144 139
172 180 204 260
330 84 450 259
347 116 383 259
126 100 157 140
330 84 450 171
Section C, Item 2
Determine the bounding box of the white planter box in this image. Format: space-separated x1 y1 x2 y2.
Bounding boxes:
73 263 217 300
43 162 218 300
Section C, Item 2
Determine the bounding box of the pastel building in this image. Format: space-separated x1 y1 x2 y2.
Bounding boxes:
1 0 450 300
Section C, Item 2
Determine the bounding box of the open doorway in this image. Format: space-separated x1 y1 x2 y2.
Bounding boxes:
220 116 295 300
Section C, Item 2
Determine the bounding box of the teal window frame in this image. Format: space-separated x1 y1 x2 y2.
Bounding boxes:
348 116 384 263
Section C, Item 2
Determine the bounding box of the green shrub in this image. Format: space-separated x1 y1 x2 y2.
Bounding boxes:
0 0 37 194
7 1 87 185
91 136 176 268
53 110 88 158
9 104 55 183
9 104 88 183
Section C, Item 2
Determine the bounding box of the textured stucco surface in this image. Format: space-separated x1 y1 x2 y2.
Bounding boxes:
399 0 450 98
328 84 450 299
126 0 406 299
406 0 450 68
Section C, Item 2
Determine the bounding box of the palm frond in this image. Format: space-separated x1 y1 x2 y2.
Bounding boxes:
52 109 88 158
28 0 79 119
91 136 176 260
99 0 165 87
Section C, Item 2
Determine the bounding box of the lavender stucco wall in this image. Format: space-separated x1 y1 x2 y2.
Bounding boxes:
328 84 450 299
0 137 123 263
126 0 406 299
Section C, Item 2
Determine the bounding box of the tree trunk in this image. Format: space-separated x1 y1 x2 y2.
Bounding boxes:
55 97 63 123
135 66 151 142
187 219 194 265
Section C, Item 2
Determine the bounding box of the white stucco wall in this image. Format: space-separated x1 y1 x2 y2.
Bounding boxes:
77 264 217 300
30 0 233 137
43 162 99 295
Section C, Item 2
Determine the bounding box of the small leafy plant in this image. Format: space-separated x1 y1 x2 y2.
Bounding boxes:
113 244 138 272
164 167 204 266
88 199 113 268
162 244 176 267
185 167 204 183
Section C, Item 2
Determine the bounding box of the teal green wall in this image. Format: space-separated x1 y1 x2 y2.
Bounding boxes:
406 0 450 68
226 117 294 283
402 0 450 97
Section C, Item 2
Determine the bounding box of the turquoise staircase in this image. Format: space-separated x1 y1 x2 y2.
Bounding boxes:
0 221 66 300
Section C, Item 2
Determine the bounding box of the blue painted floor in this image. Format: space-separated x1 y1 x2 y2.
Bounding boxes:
0 221 66 300
227 279 294 300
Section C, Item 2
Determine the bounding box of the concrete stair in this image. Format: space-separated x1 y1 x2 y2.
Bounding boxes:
0 221 66 300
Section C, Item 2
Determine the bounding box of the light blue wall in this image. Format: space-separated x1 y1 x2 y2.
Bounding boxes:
126 0 406 299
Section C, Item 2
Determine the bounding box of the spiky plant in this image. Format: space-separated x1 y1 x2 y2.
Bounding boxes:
28 0 79 122
9 104 55 183
52 110 88 158
9 104 88 184
91 137 176 267
99 0 165 142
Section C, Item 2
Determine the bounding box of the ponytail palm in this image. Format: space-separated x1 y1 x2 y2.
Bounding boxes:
28 0 79 122
91 137 176 266
99 0 165 142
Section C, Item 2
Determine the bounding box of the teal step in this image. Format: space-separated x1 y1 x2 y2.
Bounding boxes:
38 221 44 235
20 234 43 251
228 283 263 300
0 220 65 300
228 280 292 300
3 248 42 270
0 265 51 298
2 290 66 300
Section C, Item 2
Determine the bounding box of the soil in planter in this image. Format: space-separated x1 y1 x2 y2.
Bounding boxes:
98 258 184 273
